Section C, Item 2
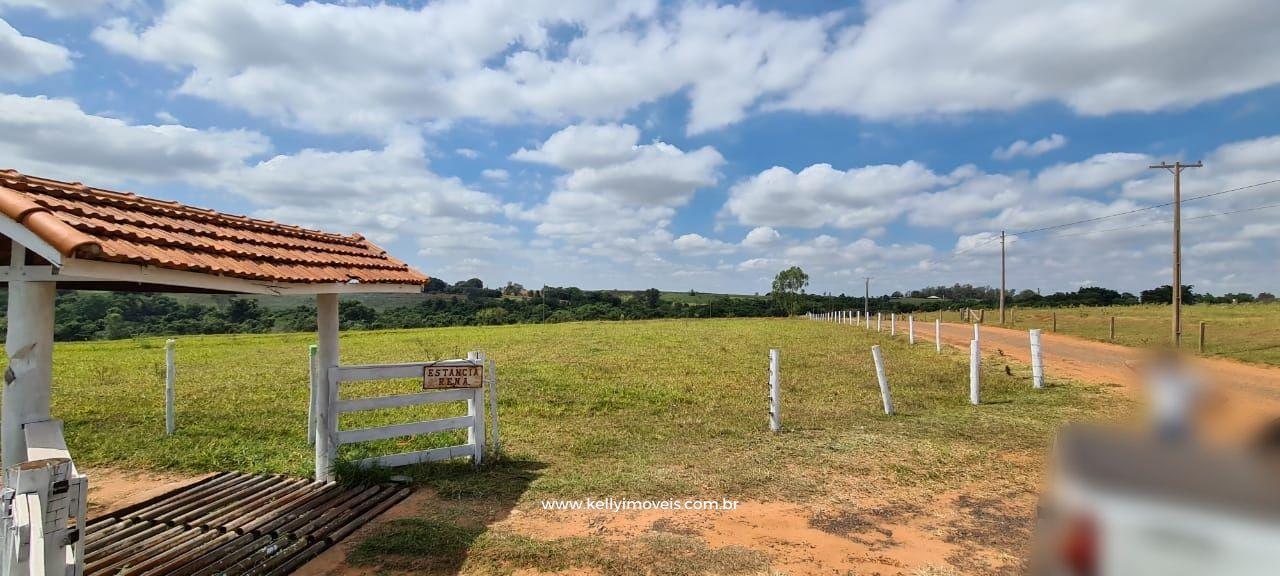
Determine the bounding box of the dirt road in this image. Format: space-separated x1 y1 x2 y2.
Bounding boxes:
920 321 1280 436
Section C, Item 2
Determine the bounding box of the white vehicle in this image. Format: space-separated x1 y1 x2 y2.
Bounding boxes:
1034 424 1280 576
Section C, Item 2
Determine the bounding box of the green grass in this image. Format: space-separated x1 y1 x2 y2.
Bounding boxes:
938 303 1280 366
1 318 1124 574
654 291 766 304
7 319 1118 499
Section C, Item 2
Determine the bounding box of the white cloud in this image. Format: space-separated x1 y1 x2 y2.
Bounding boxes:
781 0 1280 120
512 123 641 169
1035 152 1152 193
0 18 71 81
455 148 479 159
0 93 268 185
225 131 505 249
907 172 1023 229
724 161 946 229
673 233 735 255
741 226 781 248
93 0 833 137
992 133 1067 160
513 122 723 247
481 168 509 182
0 0 132 18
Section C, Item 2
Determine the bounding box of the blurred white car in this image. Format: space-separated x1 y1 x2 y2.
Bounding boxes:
1035 424 1280 576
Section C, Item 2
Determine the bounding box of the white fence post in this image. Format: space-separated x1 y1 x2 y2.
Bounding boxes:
935 318 942 354
1030 329 1044 389
307 343 318 446
877 313 882 332
969 340 981 405
315 293 339 483
165 338 176 435
908 315 915 345
973 323 980 345
871 345 893 415
466 351 486 466
768 349 781 432
485 353 501 452
890 313 897 336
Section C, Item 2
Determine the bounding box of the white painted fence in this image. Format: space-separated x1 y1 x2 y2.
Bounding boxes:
317 354 498 476
1 420 86 576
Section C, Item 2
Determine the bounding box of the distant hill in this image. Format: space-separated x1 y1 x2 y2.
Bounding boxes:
596 290 767 305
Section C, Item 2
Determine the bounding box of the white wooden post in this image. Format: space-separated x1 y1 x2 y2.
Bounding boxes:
871 346 893 415
314 293 339 482
2 245 55 470
486 355 501 453
935 318 942 353
890 313 896 336
466 351 486 466
165 339 176 435
768 349 781 432
1030 329 1045 389
973 323 980 345
908 315 915 345
969 340 980 405
307 343 318 445
877 313 882 332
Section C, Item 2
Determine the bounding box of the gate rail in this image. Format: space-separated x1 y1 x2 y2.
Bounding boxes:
316 353 492 479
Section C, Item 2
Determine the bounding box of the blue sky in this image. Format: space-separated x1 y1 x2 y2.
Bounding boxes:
1 0 1278 296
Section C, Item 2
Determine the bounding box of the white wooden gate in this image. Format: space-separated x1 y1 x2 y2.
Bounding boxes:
316 352 496 478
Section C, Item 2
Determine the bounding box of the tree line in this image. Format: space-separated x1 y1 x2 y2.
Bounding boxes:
0 270 1272 341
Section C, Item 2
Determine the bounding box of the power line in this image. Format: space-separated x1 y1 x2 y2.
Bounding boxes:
1040 201 1280 240
1010 177 1280 236
856 180 1280 287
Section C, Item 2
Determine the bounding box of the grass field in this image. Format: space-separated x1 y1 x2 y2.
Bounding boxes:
937 303 1280 366
6 318 1123 574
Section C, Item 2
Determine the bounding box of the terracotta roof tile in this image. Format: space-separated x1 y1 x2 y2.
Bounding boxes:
0 170 429 286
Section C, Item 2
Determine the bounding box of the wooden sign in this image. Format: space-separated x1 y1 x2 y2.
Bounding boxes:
423 363 483 390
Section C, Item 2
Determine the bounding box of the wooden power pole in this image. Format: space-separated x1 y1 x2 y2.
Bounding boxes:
1148 160 1202 348
999 230 1006 324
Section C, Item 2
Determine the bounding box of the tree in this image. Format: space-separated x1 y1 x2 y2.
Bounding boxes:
771 266 809 316
502 282 525 296
1259 292 1277 303
424 277 448 292
641 288 662 308
1140 285 1197 305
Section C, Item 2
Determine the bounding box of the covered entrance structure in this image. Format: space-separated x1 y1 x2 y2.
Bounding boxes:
0 170 429 574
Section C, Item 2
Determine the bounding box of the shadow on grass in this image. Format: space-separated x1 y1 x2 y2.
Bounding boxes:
340 455 544 575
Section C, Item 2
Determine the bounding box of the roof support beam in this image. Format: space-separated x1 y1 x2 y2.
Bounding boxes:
2 246 56 470
0 215 62 266
0 260 424 295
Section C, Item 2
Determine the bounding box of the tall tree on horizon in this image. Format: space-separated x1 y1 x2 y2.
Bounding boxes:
772 266 809 317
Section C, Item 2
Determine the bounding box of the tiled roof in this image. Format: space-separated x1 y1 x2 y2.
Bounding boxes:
0 170 429 286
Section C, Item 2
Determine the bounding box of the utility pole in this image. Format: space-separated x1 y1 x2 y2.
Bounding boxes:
999 230 1006 325
1148 160 1202 348
863 277 872 320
